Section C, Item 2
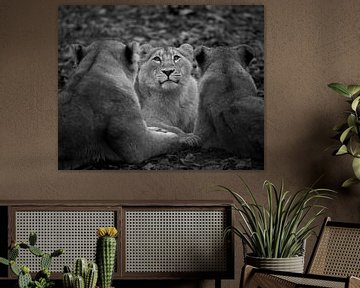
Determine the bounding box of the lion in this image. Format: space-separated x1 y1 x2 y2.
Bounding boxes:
59 40 198 169
193 45 264 162
135 43 199 134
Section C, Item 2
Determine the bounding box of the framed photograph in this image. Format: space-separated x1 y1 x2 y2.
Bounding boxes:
58 5 264 170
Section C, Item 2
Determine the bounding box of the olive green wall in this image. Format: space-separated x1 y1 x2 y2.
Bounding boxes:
1 0 360 287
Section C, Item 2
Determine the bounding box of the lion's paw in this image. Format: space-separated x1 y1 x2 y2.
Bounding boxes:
179 133 202 148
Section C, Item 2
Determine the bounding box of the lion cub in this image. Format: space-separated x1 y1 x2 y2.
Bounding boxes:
59 40 197 169
194 45 264 162
135 43 199 134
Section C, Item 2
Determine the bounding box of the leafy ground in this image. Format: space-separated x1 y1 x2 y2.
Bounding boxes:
58 5 264 170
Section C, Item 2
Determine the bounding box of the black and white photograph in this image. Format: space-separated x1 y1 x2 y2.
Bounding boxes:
58 5 264 170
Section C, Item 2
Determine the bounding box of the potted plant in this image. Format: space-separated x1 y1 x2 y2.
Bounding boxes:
220 178 334 273
61 227 118 288
96 227 118 288
62 258 98 288
328 83 360 187
0 232 64 288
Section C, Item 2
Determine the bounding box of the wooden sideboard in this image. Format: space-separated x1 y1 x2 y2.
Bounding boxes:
0 201 234 288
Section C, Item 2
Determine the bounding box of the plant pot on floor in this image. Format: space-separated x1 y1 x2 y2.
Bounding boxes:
220 178 334 276
245 254 304 273
242 240 306 273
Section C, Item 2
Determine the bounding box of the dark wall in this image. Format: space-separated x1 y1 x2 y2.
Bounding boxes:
1 0 360 287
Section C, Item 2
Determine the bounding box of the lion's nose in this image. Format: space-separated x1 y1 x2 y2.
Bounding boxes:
162 69 175 77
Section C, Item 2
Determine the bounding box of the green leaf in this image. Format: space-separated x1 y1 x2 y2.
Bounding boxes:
347 114 356 128
340 126 353 143
352 157 360 179
336 144 348 155
0 257 9 266
10 261 20 276
342 177 360 187
349 135 360 156
351 96 360 111
347 85 360 97
328 83 351 97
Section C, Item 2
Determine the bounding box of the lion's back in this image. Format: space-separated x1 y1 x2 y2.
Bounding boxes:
58 40 143 168
194 45 263 161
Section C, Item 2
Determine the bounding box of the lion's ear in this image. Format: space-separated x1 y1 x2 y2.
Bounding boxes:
125 41 140 67
70 44 88 65
233 45 254 67
139 43 153 59
178 43 194 59
194 46 211 69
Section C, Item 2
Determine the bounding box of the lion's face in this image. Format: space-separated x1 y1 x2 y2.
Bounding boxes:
138 44 194 92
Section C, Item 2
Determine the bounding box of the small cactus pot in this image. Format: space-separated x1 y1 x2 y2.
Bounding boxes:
96 227 118 288
63 260 99 288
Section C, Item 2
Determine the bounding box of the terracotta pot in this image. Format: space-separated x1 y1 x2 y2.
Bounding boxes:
245 254 305 273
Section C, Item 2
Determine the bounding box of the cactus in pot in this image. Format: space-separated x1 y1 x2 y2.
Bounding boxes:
62 259 98 288
0 232 64 288
96 227 118 288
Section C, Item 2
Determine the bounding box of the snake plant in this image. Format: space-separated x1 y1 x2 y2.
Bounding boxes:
221 178 335 258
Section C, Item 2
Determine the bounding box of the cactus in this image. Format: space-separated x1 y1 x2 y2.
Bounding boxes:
74 275 85 288
18 267 32 288
9 246 19 260
0 232 64 288
29 232 37 246
74 258 87 279
62 265 74 288
64 265 72 273
19 243 30 249
41 253 52 270
96 227 118 288
51 248 64 257
29 245 44 257
85 262 98 288
35 268 50 281
63 260 98 288
63 272 74 288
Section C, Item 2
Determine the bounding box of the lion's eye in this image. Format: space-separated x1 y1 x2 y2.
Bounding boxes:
174 55 181 62
152 56 161 63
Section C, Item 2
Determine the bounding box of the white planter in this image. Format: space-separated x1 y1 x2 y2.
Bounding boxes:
245 254 305 273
